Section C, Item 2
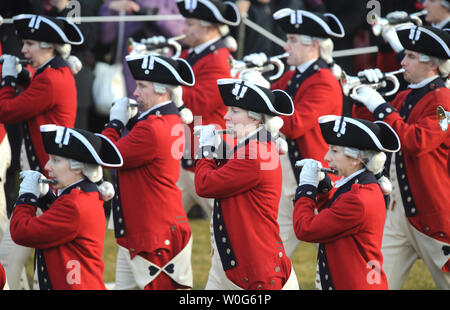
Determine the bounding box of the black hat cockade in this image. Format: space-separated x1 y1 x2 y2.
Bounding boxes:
13 14 84 45
176 0 240 26
126 54 195 86
396 24 450 59
318 115 400 153
273 8 345 39
217 78 294 116
40 124 123 167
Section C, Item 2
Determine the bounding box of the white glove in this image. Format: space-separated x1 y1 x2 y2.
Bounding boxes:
350 85 386 112
1 55 22 79
110 97 138 125
298 159 325 188
18 170 49 198
194 125 221 148
243 52 268 67
358 68 383 83
142 35 166 46
381 24 403 53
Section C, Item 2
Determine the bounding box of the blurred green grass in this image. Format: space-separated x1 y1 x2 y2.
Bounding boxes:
26 218 437 290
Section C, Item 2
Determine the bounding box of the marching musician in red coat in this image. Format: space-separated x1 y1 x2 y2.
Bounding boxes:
352 25 450 289
243 8 344 257
176 0 240 218
195 78 298 290
101 54 194 290
294 115 400 290
10 124 122 289
0 14 83 290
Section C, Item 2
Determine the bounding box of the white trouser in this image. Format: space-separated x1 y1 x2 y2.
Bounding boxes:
277 153 300 257
382 157 450 290
113 237 193 290
0 222 31 290
177 166 213 218
0 135 11 240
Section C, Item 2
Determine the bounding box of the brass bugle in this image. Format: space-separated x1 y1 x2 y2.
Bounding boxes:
231 52 288 81
341 68 405 97
0 58 31 65
38 179 58 185
371 10 425 37
295 161 338 175
128 34 185 58
437 105 450 132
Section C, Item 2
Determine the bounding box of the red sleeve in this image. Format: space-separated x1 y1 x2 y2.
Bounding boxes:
0 74 55 123
293 185 365 244
10 196 80 249
0 262 5 290
383 91 450 156
279 74 342 140
182 51 230 116
195 147 262 199
102 120 158 169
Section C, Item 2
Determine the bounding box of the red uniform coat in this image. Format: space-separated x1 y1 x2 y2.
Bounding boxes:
271 64 342 164
180 43 230 171
0 56 77 175
0 124 5 143
10 180 106 290
195 131 293 289
294 171 388 289
271 62 342 209
0 262 5 290
354 80 450 270
101 103 191 261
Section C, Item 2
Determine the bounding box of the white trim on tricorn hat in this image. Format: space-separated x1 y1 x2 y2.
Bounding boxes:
217 78 294 116
176 0 240 26
318 115 400 153
40 124 123 168
396 24 450 59
273 8 345 38
125 54 195 86
13 14 84 45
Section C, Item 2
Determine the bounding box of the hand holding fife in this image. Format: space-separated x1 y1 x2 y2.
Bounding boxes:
194 125 221 149
0 55 23 79
19 171 49 198
297 159 325 188
110 97 138 125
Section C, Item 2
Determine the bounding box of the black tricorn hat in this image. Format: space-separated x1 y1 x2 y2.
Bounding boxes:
40 125 123 167
217 78 294 116
396 24 450 59
318 115 400 153
13 14 84 45
273 8 345 38
176 0 240 26
126 54 195 86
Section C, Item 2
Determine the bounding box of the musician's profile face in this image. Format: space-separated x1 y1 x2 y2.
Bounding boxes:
182 18 209 47
44 154 83 190
21 39 55 68
400 50 439 84
423 0 449 24
284 34 318 66
224 106 260 139
133 80 169 111
324 145 362 178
